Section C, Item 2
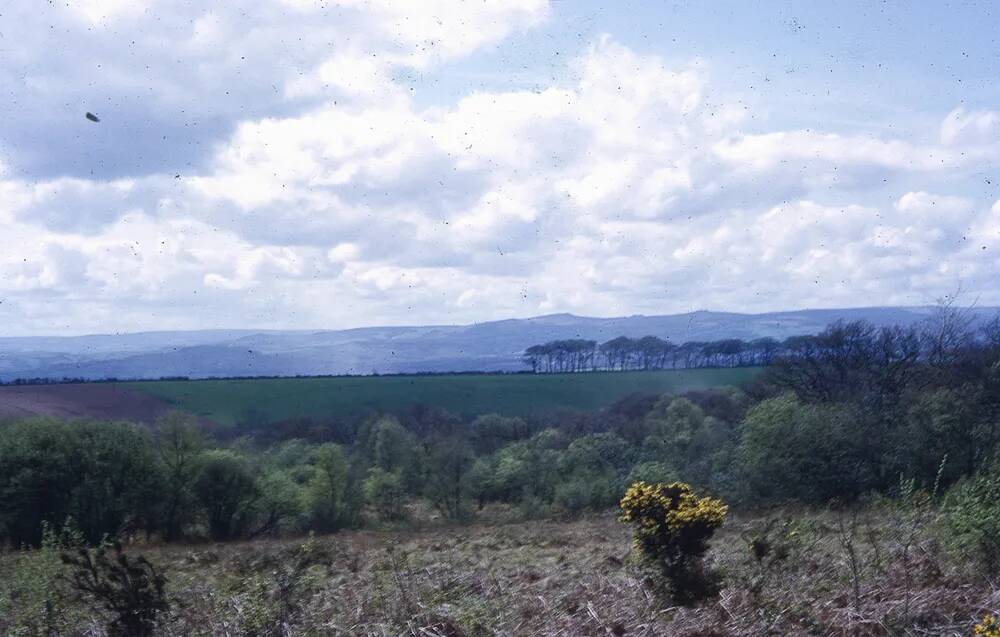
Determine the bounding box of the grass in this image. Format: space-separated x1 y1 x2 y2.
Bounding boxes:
122 368 761 426
2 509 995 636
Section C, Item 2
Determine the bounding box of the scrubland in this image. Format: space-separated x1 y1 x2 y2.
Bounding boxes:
2 508 997 636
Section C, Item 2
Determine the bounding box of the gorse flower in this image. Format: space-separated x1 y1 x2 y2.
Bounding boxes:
975 614 1000 636
619 481 727 604
620 481 727 543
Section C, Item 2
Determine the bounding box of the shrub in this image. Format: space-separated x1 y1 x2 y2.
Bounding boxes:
60 543 169 637
0 419 163 546
363 467 406 521
619 481 727 604
194 450 259 541
737 394 871 504
0 521 86 635
945 463 1000 573
305 443 359 532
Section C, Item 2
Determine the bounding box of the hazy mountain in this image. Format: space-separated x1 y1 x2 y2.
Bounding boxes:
0 306 996 381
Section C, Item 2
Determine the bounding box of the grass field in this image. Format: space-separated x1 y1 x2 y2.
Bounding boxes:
123 368 762 425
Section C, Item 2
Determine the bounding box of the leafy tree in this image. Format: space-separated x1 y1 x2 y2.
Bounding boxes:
193 450 258 541
469 413 531 455
737 394 870 503
0 419 83 546
0 419 162 546
362 467 406 521
70 422 163 544
304 443 357 532
156 412 204 540
424 437 474 520
555 433 633 512
903 387 982 485
355 415 422 489
627 461 676 486
252 470 305 536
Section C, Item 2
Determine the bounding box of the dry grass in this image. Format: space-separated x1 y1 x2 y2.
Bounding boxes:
2 511 998 636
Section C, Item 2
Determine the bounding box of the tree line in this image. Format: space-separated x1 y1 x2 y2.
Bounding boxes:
522 335 783 372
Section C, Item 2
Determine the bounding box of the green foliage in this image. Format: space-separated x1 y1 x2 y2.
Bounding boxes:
0 419 163 546
0 521 86 636
363 467 406 521
0 419 81 546
253 470 306 536
424 437 474 520
194 450 259 541
554 433 632 513
357 416 414 472
71 422 164 544
305 443 359 532
627 461 676 486
468 413 530 454
619 481 727 604
155 411 204 541
553 473 619 513
60 542 168 637
737 394 870 503
903 387 982 484
644 397 707 456
643 396 737 488
945 461 1000 573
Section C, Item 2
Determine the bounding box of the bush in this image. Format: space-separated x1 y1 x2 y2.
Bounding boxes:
945 463 1000 573
0 521 86 635
0 419 164 546
736 394 871 504
60 543 168 637
363 467 406 521
305 443 359 532
194 450 259 541
619 481 727 604
553 471 619 514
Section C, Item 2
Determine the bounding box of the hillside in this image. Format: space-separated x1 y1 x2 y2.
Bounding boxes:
1 306 994 382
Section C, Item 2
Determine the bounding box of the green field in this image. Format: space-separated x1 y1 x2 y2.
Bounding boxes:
123 368 761 425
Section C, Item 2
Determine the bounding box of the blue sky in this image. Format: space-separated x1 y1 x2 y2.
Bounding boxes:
0 0 998 335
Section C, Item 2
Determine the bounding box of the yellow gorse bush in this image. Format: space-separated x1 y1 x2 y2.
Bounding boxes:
975 614 1000 636
619 481 727 604
620 481 727 542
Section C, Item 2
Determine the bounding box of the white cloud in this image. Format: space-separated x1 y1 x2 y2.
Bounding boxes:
2 2 1000 334
941 107 1000 145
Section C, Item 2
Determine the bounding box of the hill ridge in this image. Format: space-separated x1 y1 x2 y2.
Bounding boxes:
0 305 996 381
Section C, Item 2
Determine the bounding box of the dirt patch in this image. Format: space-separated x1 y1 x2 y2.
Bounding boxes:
0 383 178 423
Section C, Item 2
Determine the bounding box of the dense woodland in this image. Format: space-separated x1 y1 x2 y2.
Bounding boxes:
2 305 1000 550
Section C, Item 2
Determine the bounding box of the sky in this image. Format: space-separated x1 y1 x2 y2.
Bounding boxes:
1 0 999 335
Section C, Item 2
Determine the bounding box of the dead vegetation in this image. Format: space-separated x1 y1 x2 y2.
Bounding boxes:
2 509 998 636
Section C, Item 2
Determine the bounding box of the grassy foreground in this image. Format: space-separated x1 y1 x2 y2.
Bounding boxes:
2 510 994 636
123 368 761 425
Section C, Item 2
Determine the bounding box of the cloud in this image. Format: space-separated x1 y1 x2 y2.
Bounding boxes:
1 3 1000 334
941 107 1000 146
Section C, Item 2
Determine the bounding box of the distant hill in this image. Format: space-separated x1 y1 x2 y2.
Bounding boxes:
0 306 996 381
